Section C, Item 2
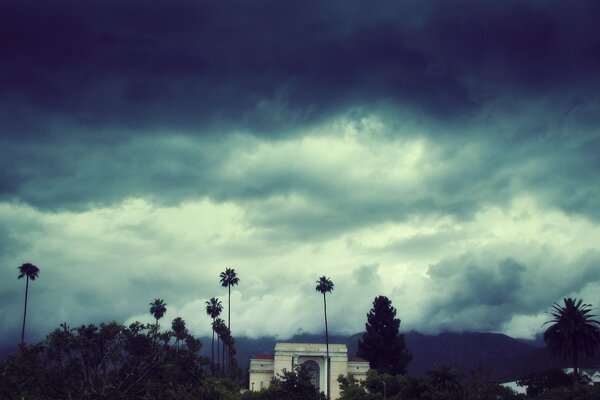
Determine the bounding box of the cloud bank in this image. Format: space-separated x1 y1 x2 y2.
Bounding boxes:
1 1 599 349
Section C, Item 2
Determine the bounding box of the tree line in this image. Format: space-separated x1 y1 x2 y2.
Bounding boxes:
339 295 600 400
8 262 600 399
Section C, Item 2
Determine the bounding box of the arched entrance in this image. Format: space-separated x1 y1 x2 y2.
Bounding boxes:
302 360 320 390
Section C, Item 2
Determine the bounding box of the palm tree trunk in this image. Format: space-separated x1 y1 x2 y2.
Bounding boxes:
217 336 221 375
227 285 231 377
323 292 330 400
20 277 29 346
573 345 579 379
211 322 215 376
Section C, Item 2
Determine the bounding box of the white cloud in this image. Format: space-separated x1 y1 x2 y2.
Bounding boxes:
1 118 599 347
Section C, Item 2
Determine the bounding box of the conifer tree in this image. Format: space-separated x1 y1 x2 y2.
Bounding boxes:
357 296 411 375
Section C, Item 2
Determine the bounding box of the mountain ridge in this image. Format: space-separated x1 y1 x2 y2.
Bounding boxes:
203 330 600 382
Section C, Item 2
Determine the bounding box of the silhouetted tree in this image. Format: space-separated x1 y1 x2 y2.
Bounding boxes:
269 364 327 400
220 267 239 376
149 298 167 327
464 367 521 400
219 268 240 332
171 317 188 349
213 317 226 375
357 296 411 375
543 297 600 377
205 297 223 375
517 368 573 397
17 263 40 346
315 275 334 399
427 364 463 399
219 323 232 377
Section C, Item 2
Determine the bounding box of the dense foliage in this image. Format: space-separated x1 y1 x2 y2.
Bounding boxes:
0 320 210 400
517 368 575 397
3 320 600 400
339 367 600 400
357 296 412 375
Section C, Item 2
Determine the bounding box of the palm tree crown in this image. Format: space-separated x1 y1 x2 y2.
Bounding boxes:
18 262 40 346
543 297 600 376
18 263 40 281
206 297 223 319
427 364 463 396
171 317 188 349
219 268 240 291
149 298 167 325
315 276 334 295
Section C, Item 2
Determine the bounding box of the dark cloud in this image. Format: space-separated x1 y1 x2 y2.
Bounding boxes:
419 250 600 333
0 1 599 215
2 0 599 140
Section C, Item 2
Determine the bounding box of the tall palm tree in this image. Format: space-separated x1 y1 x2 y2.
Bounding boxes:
149 298 167 326
315 276 334 399
220 267 239 376
219 268 240 333
205 297 223 375
219 323 232 376
18 263 40 346
213 318 226 375
544 297 600 377
171 317 187 349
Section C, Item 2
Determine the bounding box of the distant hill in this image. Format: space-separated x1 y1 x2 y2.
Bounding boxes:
402 331 533 377
205 331 600 382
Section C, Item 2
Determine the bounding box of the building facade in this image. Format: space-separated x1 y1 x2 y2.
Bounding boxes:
249 343 369 399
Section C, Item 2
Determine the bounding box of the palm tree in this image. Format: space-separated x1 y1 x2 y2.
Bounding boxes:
427 364 463 399
205 297 223 375
315 276 334 399
544 298 600 377
213 318 226 375
17 263 40 346
149 298 167 326
171 317 187 349
220 267 239 376
219 268 240 333
219 324 232 376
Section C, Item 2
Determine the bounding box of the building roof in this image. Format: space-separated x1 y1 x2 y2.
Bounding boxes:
252 354 274 360
348 357 368 362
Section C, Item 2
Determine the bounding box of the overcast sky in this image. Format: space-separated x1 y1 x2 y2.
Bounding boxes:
1 1 600 348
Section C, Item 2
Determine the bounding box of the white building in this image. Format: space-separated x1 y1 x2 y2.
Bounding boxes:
249 343 369 400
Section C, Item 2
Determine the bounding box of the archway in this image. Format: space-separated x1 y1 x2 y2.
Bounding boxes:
302 360 320 390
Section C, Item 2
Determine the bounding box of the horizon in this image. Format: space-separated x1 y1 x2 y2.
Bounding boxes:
2 1 600 352
0 325 547 361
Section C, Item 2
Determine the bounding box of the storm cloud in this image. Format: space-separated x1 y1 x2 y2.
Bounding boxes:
1 1 599 349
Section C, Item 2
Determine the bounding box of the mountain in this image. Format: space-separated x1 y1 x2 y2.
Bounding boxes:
403 331 533 377
213 331 600 382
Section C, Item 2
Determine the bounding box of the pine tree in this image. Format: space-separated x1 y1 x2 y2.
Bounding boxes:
357 296 411 375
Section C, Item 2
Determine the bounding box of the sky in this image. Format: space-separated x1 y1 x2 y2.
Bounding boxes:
1 0 600 349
